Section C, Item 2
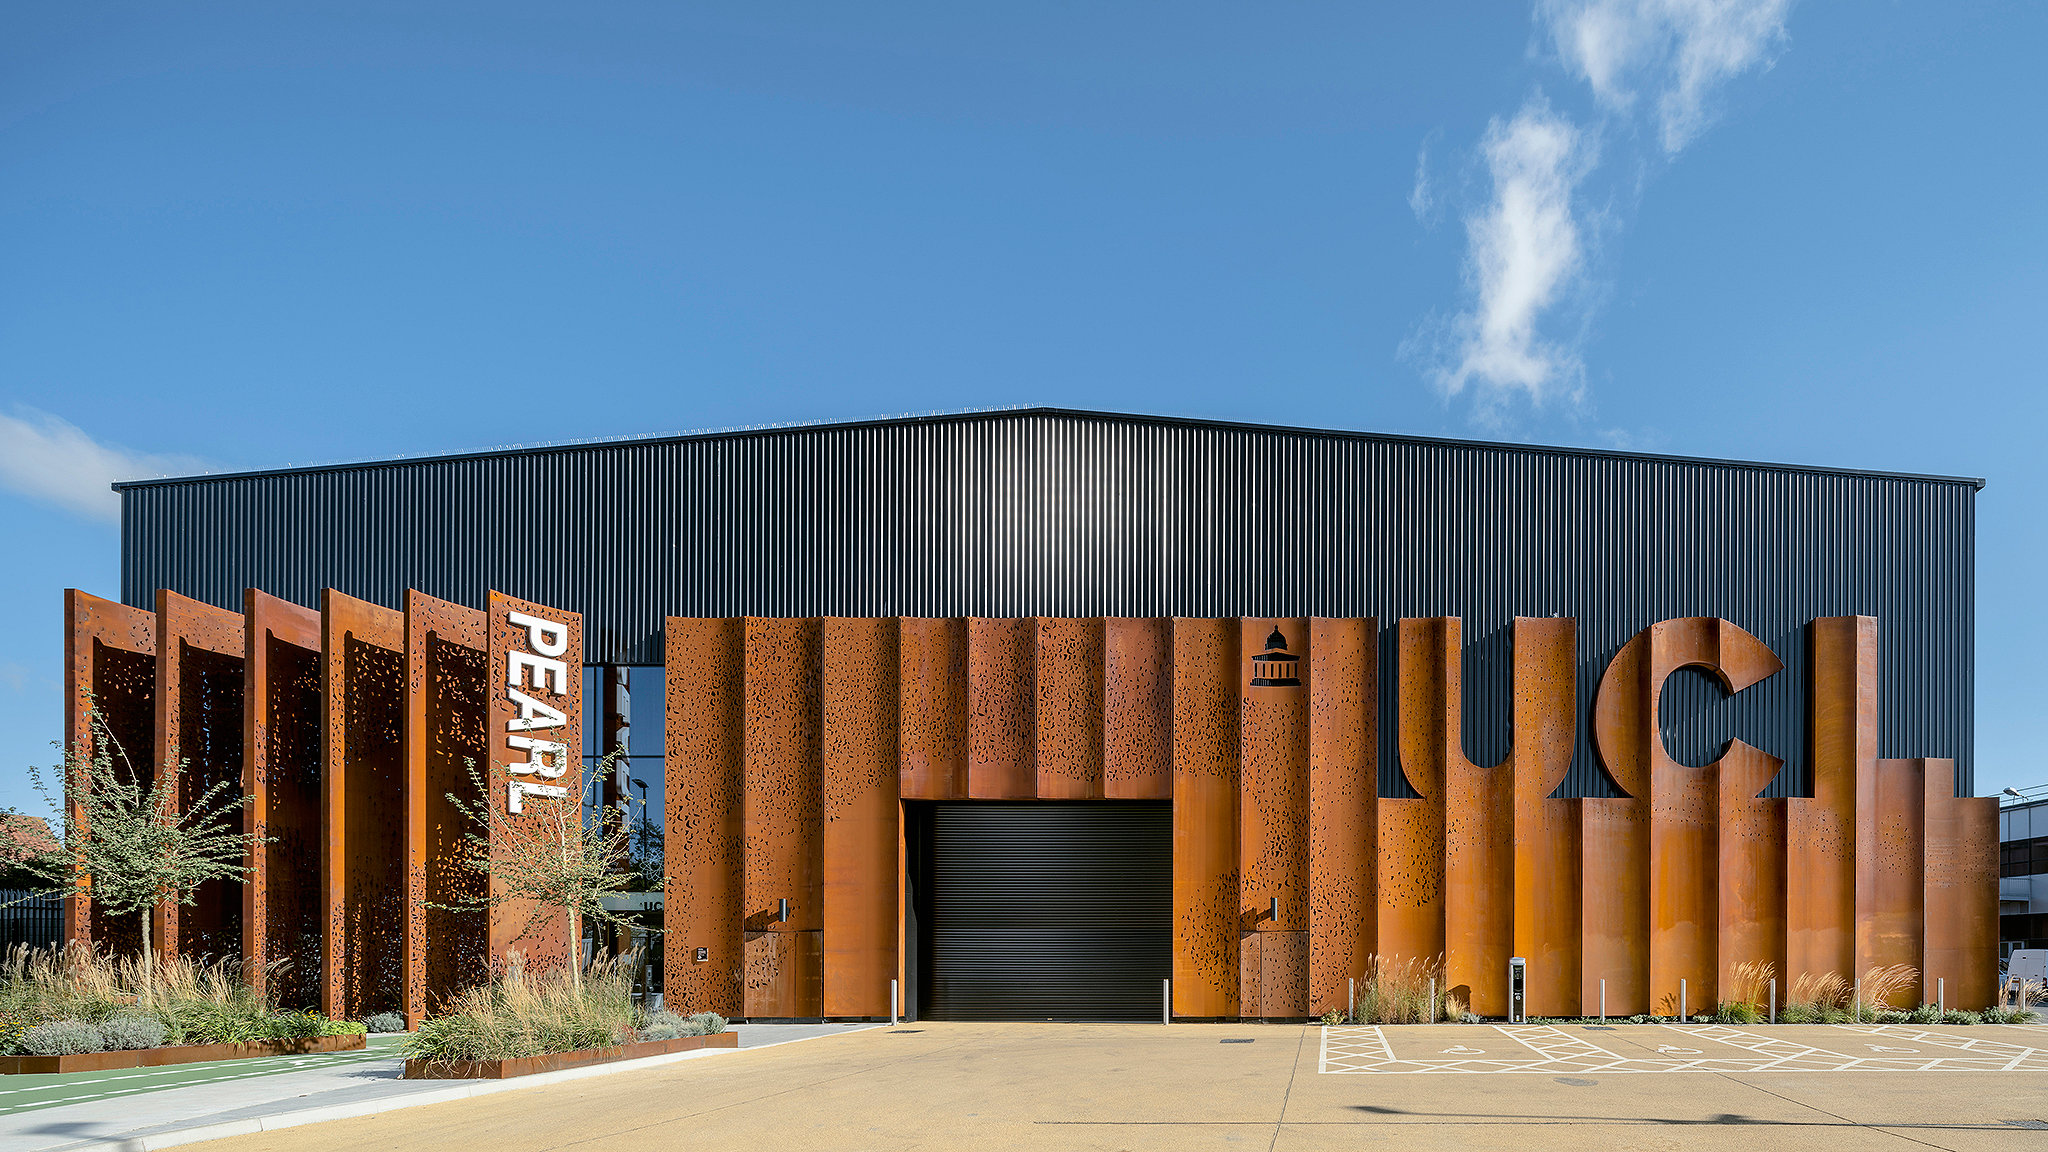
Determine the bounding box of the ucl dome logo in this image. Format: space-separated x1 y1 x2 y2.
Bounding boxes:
1249 625 1301 686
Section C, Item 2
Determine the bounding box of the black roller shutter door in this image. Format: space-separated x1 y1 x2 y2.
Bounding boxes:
920 802 1171 1021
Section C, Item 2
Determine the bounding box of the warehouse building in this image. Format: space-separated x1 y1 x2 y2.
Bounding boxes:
76 408 1998 1021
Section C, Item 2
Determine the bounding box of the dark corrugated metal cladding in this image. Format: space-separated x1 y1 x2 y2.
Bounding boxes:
119 410 1977 797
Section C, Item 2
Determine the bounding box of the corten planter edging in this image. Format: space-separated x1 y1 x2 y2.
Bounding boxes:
403 1031 739 1080
0 1032 366 1075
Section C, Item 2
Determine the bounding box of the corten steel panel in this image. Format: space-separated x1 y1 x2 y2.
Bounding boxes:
896 618 966 800
743 618 822 1018
1791 616 1874 987
403 591 487 1026
1596 618 1781 1013
1035 617 1104 799
1860 759 1925 1005
1584 628 1649 1015
1922 759 1997 1009
242 590 320 1008
322 590 405 1020
1716 741 1786 1006
664 618 744 1017
485 591 584 973
62 590 156 955
1510 618 1580 1019
966 618 1035 799
1424 618 1514 1017
1102 618 1172 800
155 590 246 965
1171 618 1239 1018
821 617 899 1018
1239 618 1308 1018
1380 619 1447 970
1307 618 1376 1017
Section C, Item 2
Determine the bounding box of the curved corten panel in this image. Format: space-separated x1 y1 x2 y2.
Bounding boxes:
967 618 1035 799
322 590 405 1020
1380 620 1447 970
402 591 487 1025
1240 618 1308 1018
243 590 320 1008
1583 629 1648 1015
665 617 744 1017
822 617 899 1018
1036 618 1104 799
1510 618 1579 1018
1716 740 1786 1005
1172 618 1239 1018
743 618 822 1018
1595 617 1781 1013
897 618 966 800
1307 617 1376 1017
1923 759 1997 1009
63 589 157 955
1103 617 1172 799
1792 616 1873 988
156 590 246 964
1861 758 1925 1005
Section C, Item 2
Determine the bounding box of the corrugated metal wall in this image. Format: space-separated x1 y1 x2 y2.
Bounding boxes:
118 409 1978 798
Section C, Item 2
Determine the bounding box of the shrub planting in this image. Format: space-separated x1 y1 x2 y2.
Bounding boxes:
97 1014 167 1050
20 1021 102 1056
405 952 637 1064
365 1012 406 1034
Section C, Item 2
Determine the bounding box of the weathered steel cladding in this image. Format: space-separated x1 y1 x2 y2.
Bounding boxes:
117 410 1978 797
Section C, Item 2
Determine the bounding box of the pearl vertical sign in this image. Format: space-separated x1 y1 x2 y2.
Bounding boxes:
487 590 583 967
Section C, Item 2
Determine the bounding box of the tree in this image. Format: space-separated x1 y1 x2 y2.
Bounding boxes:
11 705 255 994
436 752 647 995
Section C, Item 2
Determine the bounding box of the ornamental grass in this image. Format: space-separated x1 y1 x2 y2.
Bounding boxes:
1344 954 1453 1024
406 951 637 1064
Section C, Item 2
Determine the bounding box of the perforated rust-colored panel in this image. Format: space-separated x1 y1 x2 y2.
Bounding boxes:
665 618 744 1017
1509 618 1579 1018
744 618 822 1018
1307 617 1375 1017
1239 618 1307 1018
1791 615 1873 989
897 618 966 800
63 590 157 955
1923 759 1997 1009
1596 617 1781 1012
1172 618 1238 1018
1717 740 1786 1006
822 617 899 1018
1035 618 1104 799
1860 758 1925 1005
403 591 487 1025
322 590 405 1019
485 592 584 973
1103 618 1172 800
1380 619 1447 969
242 590 319 1008
967 618 1035 799
155 591 246 964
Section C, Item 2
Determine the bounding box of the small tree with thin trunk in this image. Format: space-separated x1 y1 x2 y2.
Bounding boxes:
10 705 255 996
435 753 646 995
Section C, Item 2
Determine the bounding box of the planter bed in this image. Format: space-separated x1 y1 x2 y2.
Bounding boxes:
0 1032 365 1074
404 1031 738 1080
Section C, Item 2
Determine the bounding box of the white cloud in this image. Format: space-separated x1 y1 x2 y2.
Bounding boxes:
1540 0 1792 152
1436 98 1593 412
1409 147 1434 221
0 407 201 524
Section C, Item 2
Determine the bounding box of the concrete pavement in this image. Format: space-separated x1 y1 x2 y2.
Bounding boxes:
179 1021 2048 1152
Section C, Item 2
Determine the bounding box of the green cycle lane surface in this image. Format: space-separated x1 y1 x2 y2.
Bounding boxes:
0 1034 409 1116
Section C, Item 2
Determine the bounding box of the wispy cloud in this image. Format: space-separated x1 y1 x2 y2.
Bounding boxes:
1541 0 1792 152
1417 1 1792 417
1408 146 1435 222
0 407 201 524
1436 98 1593 413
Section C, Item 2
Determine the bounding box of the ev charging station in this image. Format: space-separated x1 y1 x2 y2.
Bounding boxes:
1508 957 1527 1023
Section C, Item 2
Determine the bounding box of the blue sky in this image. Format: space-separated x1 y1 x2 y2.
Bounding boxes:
1 2 2041 814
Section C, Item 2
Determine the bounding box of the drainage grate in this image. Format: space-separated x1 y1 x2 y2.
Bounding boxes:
1220 1038 1255 1044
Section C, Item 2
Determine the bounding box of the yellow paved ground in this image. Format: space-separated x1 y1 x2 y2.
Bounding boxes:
192 1022 2048 1151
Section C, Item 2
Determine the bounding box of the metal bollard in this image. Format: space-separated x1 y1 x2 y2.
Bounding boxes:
1348 977 1355 1024
1680 979 1687 1021
1853 979 1861 1023
1938 977 1945 1015
1769 979 1776 1024
1600 979 1607 1023
1163 979 1171 1025
890 979 898 1027
1429 978 1436 1022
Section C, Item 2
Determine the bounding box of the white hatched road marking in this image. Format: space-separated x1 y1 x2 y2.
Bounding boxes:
1318 1023 2048 1074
